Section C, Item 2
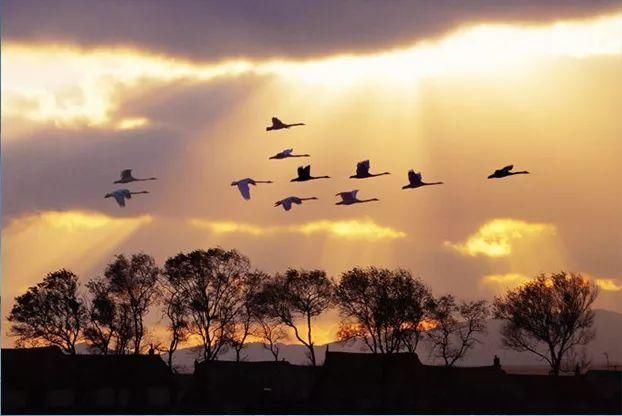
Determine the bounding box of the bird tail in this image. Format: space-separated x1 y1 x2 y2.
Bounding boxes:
266 126 274 131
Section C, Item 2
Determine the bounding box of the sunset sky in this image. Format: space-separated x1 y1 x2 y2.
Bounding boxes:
2 0 622 348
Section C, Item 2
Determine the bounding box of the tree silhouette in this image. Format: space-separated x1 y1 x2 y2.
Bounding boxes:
159 277 190 369
227 271 266 362
163 248 250 361
84 278 118 354
259 269 333 366
8 269 86 354
103 253 160 354
335 267 431 354
493 272 598 375
426 295 489 366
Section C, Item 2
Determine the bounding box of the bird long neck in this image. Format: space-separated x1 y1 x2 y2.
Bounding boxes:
292 154 309 157
373 172 390 176
130 191 149 194
360 198 377 203
289 123 304 127
424 181 444 185
301 197 316 201
255 180 272 183
137 177 157 181
313 175 330 179
510 171 529 175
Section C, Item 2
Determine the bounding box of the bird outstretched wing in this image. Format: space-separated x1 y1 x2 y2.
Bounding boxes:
281 198 293 211
356 160 370 176
237 182 251 200
272 117 285 128
297 166 305 178
408 169 421 185
302 165 311 177
120 169 133 180
283 148 294 156
113 192 126 207
501 165 514 172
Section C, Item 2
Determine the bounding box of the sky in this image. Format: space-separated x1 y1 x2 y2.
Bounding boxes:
2 0 622 348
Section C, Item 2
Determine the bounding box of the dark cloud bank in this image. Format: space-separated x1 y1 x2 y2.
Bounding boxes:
4 0 621 61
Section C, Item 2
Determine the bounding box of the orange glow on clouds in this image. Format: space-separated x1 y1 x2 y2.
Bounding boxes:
2 13 621 128
445 219 556 257
189 218 406 241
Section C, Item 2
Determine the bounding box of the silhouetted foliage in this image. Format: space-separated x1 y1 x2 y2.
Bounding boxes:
7 269 86 354
103 253 160 354
259 269 333 366
426 295 489 366
163 248 250 361
227 271 266 362
84 277 127 354
335 267 431 354
493 272 598 375
159 276 190 369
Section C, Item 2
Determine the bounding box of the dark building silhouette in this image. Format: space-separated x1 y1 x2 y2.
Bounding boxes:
2 347 621 414
2 346 175 414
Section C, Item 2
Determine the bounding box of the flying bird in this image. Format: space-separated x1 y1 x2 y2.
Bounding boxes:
291 165 330 182
402 170 444 189
350 160 390 179
274 196 318 211
114 169 157 184
231 178 273 200
487 165 530 179
105 189 149 207
266 117 305 131
335 190 379 206
269 148 310 160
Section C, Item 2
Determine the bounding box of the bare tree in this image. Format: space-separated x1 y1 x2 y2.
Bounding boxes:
259 269 333 366
103 253 160 354
8 269 86 354
227 271 265 362
427 295 489 367
160 281 190 369
335 267 431 354
163 248 250 361
493 271 598 375
255 319 288 361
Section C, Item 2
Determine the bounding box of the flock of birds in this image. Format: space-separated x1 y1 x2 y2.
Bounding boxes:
105 116 529 209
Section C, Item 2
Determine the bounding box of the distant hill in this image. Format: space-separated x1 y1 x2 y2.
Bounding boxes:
167 309 622 373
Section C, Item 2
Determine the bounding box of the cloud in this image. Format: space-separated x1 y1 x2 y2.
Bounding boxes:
189 218 406 241
445 219 556 257
481 273 531 290
593 278 622 292
3 12 622 127
4 1 621 61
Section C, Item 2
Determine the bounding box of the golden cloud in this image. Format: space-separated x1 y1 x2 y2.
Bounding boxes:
444 218 556 257
2 13 621 128
481 273 532 290
189 218 406 241
594 278 622 292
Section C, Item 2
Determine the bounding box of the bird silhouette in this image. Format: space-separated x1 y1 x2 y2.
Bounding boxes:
114 169 157 184
269 148 310 160
231 178 273 200
291 165 330 182
274 196 318 211
105 189 149 207
350 160 390 179
335 190 379 205
266 117 305 131
487 165 530 179
402 170 444 189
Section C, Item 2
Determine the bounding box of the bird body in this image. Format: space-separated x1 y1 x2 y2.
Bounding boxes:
335 190 379 205
487 165 529 179
114 169 157 184
266 117 305 131
402 170 444 189
350 160 390 179
274 196 318 211
231 178 273 200
105 189 149 207
269 148 310 160
291 165 330 182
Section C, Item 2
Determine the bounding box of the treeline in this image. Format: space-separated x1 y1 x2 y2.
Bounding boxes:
7 248 599 375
